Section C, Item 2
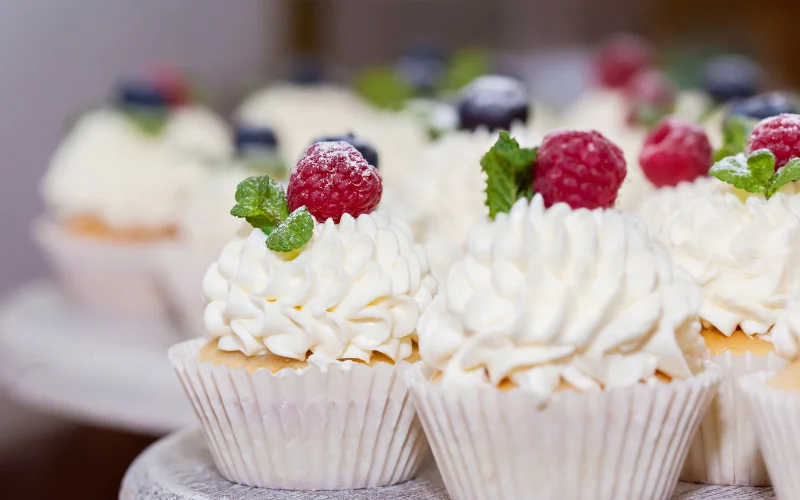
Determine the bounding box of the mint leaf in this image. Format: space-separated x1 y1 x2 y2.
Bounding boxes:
354 68 414 110
709 154 768 194
747 149 776 185
266 207 314 252
438 48 490 94
768 158 800 197
230 176 289 232
481 131 537 218
123 108 167 136
714 115 755 160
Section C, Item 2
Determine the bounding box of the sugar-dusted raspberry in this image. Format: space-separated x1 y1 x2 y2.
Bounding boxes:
624 69 677 125
287 141 382 223
639 117 712 187
150 68 190 106
594 34 652 88
747 113 800 169
533 130 626 209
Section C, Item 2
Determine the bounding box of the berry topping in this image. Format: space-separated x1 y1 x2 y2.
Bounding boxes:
458 75 530 132
639 117 712 187
289 58 326 85
287 141 382 223
533 130 626 209
311 133 379 168
396 43 447 96
703 55 763 104
116 80 169 109
150 68 190 106
624 69 677 126
747 114 800 169
594 34 652 88
729 92 799 122
235 125 279 153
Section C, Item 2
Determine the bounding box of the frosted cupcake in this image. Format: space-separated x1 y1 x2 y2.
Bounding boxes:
407 129 721 500
402 74 539 280
37 79 231 315
649 114 800 485
169 141 437 490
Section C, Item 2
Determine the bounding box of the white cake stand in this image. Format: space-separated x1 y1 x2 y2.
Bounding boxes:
121 428 775 499
0 281 196 435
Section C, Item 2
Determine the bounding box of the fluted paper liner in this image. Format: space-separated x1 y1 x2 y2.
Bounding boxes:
169 338 429 490
680 349 787 486
33 218 170 315
407 363 721 500
738 372 800 500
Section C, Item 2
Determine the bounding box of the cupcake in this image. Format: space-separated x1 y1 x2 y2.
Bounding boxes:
401 74 539 280
649 114 800 485
169 141 437 489
37 79 231 316
407 129 721 500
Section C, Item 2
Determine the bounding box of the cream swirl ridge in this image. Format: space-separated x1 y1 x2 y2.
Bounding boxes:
203 211 437 367
418 195 704 400
652 190 800 337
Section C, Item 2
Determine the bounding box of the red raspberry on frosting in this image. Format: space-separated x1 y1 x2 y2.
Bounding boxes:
747 113 800 169
533 130 626 209
639 116 712 187
594 34 652 89
287 141 382 223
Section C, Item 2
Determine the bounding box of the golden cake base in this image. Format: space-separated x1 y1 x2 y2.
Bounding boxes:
702 328 773 357
64 214 177 242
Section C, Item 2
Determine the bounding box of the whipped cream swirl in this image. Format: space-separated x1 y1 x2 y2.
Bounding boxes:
203 211 437 367
652 188 800 336
418 195 704 400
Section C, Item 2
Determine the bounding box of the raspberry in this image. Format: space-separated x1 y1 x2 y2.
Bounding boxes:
747 114 800 169
150 68 190 106
594 34 652 88
287 141 382 223
624 69 676 125
533 130 626 209
639 117 712 187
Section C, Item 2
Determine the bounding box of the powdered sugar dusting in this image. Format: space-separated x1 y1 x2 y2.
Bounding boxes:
460 75 528 109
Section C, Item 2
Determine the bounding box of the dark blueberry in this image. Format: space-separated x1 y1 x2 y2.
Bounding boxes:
458 75 530 132
312 133 379 169
116 80 169 109
289 58 325 85
728 92 799 121
703 55 763 104
235 125 279 154
396 43 447 96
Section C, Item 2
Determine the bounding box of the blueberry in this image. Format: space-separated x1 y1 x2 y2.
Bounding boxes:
396 43 447 95
458 75 530 132
116 80 169 108
728 92 799 121
703 55 763 104
235 125 279 154
289 58 325 85
312 133 379 169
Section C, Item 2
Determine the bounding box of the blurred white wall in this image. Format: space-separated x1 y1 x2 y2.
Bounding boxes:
0 0 284 446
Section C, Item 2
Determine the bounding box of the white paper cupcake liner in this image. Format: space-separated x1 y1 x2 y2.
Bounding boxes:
33 218 172 316
407 363 721 500
738 372 800 500
680 349 787 486
169 338 429 490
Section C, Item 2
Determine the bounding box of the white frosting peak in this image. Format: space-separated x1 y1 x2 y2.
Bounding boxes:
203 211 437 367
418 195 703 400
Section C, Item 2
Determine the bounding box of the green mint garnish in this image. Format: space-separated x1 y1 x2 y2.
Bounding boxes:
265 207 314 252
709 149 800 198
354 67 414 110
713 115 756 162
123 108 168 136
437 48 490 94
481 131 538 219
230 176 313 251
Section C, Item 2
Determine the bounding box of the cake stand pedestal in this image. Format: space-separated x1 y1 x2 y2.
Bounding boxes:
0 281 196 435
121 428 776 499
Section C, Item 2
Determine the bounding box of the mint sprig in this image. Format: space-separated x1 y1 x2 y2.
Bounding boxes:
354 67 415 110
709 149 800 198
481 131 538 218
123 108 168 136
230 176 314 251
713 115 757 162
